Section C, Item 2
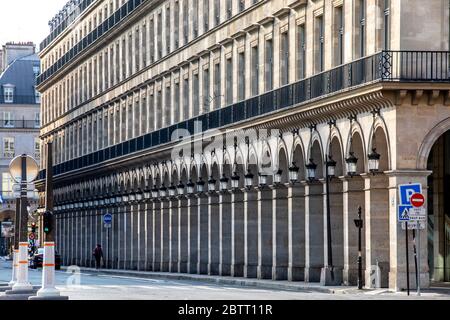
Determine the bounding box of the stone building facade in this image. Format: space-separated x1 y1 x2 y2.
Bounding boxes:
37 0 450 290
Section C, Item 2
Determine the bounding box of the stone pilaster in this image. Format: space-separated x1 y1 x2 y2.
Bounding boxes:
231 189 245 277
219 190 232 276
288 183 306 281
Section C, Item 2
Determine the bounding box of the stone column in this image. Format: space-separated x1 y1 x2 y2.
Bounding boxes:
188 195 199 274
198 194 209 274
386 171 431 291
125 203 132 270
362 173 390 288
138 201 146 271
153 200 162 272
273 185 289 280
113 204 119 269
257 187 273 279
145 200 153 271
117 204 124 269
169 196 179 273
288 183 306 281
342 176 366 286
231 189 245 277
219 190 232 276
208 192 220 275
244 188 258 278
179 196 189 273
132 202 139 270
161 198 170 272
304 181 324 282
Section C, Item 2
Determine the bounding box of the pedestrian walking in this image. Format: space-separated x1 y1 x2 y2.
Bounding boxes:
93 244 104 269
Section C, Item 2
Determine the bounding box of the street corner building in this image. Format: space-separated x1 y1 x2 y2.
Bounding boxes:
35 0 450 291
0 42 41 256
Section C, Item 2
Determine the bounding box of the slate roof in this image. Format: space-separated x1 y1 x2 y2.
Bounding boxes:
0 53 40 101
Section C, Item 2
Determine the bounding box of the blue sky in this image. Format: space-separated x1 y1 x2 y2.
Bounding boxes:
0 0 69 51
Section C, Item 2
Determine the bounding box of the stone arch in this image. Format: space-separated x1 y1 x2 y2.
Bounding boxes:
329 136 345 177
309 139 324 179
367 116 391 172
292 135 306 181
346 123 367 174
277 144 289 183
417 117 450 170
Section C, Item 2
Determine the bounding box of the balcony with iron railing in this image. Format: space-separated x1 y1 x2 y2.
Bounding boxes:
0 95 40 105
0 119 40 129
37 50 450 180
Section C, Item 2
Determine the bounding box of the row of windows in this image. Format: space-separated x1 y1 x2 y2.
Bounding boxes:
0 137 39 159
42 0 391 128
41 0 262 78
1 86 41 104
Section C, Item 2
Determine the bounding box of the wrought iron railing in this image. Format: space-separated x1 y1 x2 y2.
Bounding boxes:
0 120 40 129
37 50 450 180
0 95 40 105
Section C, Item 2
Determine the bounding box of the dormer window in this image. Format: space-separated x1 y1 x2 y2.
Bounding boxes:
3 86 14 103
33 65 40 76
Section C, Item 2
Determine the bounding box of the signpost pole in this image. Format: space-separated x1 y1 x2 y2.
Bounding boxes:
405 222 410 296
417 227 421 296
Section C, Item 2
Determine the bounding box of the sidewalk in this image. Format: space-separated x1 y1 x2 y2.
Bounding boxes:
61 266 377 295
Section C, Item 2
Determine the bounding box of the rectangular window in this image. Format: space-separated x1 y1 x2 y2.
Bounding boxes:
214 1 220 26
334 6 344 66
315 15 324 73
174 2 179 48
150 19 155 63
183 78 189 119
238 52 245 101
3 137 15 158
357 0 366 58
265 39 273 91
157 12 162 59
225 58 233 105
142 25 147 66
3 87 14 103
35 88 41 104
34 112 40 128
226 0 232 19
165 86 171 126
156 90 162 129
251 46 259 96
2 173 13 193
193 0 199 38
36 138 41 160
297 24 306 79
383 0 390 50
135 28 141 71
174 82 180 122
239 0 245 12
203 68 210 112
193 73 199 115
213 62 221 109
280 32 289 86
183 1 189 44
166 6 171 54
129 34 133 75
204 0 209 31
3 112 14 127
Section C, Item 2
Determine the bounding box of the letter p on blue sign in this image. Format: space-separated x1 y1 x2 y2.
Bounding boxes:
398 183 422 206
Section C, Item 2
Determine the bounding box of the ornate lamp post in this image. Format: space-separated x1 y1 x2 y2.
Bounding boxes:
197 178 205 193
354 206 364 290
186 180 195 194
289 162 299 184
220 174 229 191
208 176 216 193
306 158 317 181
231 172 240 190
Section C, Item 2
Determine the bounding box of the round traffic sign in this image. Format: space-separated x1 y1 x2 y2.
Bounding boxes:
410 193 425 208
103 213 113 224
9 155 39 183
29 233 35 240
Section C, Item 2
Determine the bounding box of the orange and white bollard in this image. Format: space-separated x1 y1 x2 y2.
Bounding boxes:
8 249 18 287
36 242 61 297
12 243 32 292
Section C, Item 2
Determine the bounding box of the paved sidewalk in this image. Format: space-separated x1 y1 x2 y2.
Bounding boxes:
61 266 376 295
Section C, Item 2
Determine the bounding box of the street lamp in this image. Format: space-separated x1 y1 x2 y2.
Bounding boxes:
177 182 185 195
197 178 205 193
326 155 337 179
159 185 167 198
208 176 216 192
274 170 283 185
136 189 144 202
354 206 364 290
219 174 229 191
144 187 151 200
245 170 254 189
368 148 381 174
346 152 358 177
231 172 240 190
168 183 177 197
151 185 159 199
289 162 300 184
258 173 267 187
129 192 136 203
306 158 317 181
187 180 195 194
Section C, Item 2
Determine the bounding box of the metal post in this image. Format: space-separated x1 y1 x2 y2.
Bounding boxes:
412 229 418 292
405 222 410 296
417 227 421 296
325 155 334 279
357 206 363 290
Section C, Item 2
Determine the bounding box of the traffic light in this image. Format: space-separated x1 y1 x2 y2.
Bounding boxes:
43 211 53 234
31 223 37 233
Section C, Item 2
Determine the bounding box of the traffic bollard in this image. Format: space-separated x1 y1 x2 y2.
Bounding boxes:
36 242 61 298
12 243 32 292
8 250 18 287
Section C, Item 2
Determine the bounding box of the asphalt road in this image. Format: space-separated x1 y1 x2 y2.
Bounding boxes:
1 261 449 300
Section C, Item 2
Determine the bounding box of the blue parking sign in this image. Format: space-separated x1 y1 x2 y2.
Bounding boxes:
398 184 422 206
